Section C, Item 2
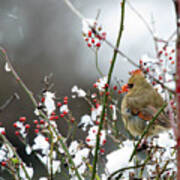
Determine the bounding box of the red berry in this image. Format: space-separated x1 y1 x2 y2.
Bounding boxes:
34 129 39 134
1 161 6 166
85 38 89 42
152 81 156 85
113 86 117 90
96 42 101 47
87 43 92 47
171 61 175 64
63 111 68 115
165 52 168 56
93 83 97 88
169 56 172 60
45 137 49 142
118 90 122 94
171 49 175 53
86 138 91 142
139 59 143 65
64 96 68 101
33 120 38 124
51 112 56 116
92 129 96 133
91 39 95 43
95 103 100 108
159 50 163 54
64 100 68 104
25 124 30 129
103 139 107 145
13 123 18 128
49 116 54 120
146 67 150 72
71 117 75 123
19 117 26 122
109 104 113 109
57 102 62 107
40 119 45 124
88 31 92 37
1 131 6 135
60 114 64 118
106 92 110 96
95 121 100 125
100 148 105 153
104 83 109 88
15 131 20 136
159 76 163 80
41 97 45 103
54 116 59 120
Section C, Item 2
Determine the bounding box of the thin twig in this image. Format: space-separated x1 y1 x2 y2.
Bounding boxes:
95 49 104 76
107 163 145 180
0 93 19 112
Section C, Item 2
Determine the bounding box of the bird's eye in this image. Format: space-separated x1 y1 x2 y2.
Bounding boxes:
128 83 134 88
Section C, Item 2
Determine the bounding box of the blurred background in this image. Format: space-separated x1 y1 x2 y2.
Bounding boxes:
0 0 176 179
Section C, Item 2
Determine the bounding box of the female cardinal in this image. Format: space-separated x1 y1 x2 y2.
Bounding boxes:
121 70 171 137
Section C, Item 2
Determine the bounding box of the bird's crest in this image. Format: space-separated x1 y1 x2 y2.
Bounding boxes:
130 69 143 76
132 69 142 75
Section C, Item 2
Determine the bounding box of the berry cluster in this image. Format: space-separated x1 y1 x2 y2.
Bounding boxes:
82 19 107 49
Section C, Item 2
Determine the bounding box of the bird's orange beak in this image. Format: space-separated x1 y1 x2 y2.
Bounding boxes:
121 84 129 92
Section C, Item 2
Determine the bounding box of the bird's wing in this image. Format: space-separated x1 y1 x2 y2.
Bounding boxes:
126 87 164 110
133 105 170 128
